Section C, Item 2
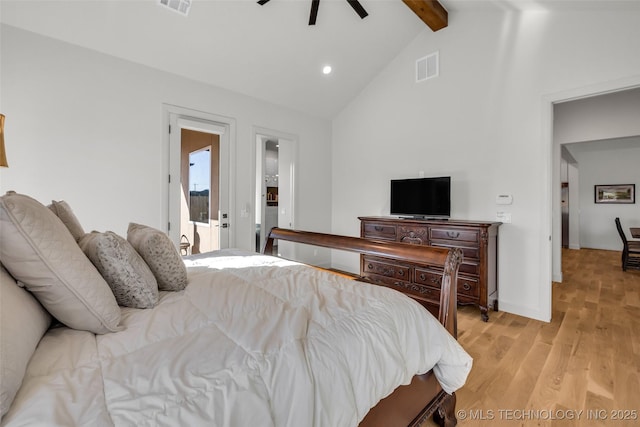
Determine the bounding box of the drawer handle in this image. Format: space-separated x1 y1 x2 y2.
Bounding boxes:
374 226 383 231
398 270 405 276
401 237 423 245
419 273 440 284
446 231 460 239
368 263 373 269
462 282 471 291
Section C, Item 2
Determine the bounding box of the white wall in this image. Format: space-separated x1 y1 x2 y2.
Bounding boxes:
554 88 640 144
331 8 640 321
0 25 332 253
565 137 640 250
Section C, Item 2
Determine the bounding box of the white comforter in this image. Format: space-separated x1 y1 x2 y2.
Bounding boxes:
3 250 472 427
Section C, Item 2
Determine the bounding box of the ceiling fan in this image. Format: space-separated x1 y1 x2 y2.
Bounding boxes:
257 0 368 26
257 0 448 31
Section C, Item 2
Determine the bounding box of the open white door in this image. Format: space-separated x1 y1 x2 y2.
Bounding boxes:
166 107 232 250
254 128 297 256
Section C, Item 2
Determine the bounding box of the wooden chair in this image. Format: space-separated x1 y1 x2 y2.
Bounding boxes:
615 217 640 271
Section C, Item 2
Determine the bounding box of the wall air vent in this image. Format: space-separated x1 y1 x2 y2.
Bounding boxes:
158 0 191 16
416 51 439 82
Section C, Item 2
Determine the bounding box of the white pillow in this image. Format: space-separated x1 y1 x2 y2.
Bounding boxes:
0 264 52 418
127 223 188 291
0 192 121 334
79 231 159 309
47 199 85 242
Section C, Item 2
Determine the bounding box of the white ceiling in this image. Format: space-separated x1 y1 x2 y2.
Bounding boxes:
2 0 640 119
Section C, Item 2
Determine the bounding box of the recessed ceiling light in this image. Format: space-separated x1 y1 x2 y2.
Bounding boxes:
322 65 332 75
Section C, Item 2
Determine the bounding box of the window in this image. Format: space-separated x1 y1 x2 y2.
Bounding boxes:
188 147 211 223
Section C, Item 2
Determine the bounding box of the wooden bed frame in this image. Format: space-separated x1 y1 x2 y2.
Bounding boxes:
264 228 464 427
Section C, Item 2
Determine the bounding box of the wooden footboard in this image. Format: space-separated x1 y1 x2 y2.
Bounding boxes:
264 228 463 426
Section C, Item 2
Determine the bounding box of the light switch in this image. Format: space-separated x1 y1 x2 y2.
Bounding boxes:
496 211 512 223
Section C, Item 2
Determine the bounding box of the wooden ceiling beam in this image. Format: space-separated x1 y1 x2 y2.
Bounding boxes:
402 0 448 32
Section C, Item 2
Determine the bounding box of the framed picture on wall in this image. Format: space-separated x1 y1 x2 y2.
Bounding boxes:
594 184 635 204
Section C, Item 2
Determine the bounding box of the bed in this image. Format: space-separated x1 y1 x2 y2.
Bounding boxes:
0 192 472 427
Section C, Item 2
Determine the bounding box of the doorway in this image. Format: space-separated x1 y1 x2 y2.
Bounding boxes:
547 77 640 294
560 146 580 251
164 105 234 251
254 128 297 257
181 130 219 254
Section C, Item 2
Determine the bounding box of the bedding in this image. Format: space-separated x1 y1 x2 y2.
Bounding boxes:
0 265 51 418
0 192 121 335
1 249 472 427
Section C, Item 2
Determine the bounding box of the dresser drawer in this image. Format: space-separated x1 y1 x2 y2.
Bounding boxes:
459 261 480 276
398 225 429 245
362 257 410 282
430 242 480 260
364 273 441 302
362 223 397 240
458 275 479 298
415 267 478 298
414 267 443 288
430 227 479 243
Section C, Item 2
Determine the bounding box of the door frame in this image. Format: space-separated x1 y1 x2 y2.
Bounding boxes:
543 74 640 318
162 104 236 249
252 126 298 255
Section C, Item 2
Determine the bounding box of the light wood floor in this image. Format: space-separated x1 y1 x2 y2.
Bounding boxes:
428 248 640 426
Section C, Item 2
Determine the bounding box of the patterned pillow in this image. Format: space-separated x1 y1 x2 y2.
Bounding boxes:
47 200 85 242
0 192 121 334
79 231 159 309
127 223 188 291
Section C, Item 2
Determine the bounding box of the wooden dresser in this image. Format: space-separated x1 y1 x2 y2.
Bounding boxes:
359 216 500 321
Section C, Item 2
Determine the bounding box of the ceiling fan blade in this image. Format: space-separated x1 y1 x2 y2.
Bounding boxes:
346 0 368 19
309 0 320 25
257 0 270 5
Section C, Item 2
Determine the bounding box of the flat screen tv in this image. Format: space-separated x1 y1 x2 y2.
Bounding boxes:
390 176 451 219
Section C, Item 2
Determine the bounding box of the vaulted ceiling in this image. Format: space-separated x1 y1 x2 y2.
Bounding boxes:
1 0 434 119
1 0 639 119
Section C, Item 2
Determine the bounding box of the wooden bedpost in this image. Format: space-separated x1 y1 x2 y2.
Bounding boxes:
262 233 275 254
438 248 463 339
433 392 457 427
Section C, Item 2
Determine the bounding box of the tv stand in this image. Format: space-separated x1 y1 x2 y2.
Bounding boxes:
359 216 500 321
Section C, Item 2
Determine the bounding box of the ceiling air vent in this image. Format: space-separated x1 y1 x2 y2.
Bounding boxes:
158 0 191 16
416 51 439 82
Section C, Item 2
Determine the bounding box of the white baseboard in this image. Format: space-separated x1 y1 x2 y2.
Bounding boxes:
497 301 551 323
